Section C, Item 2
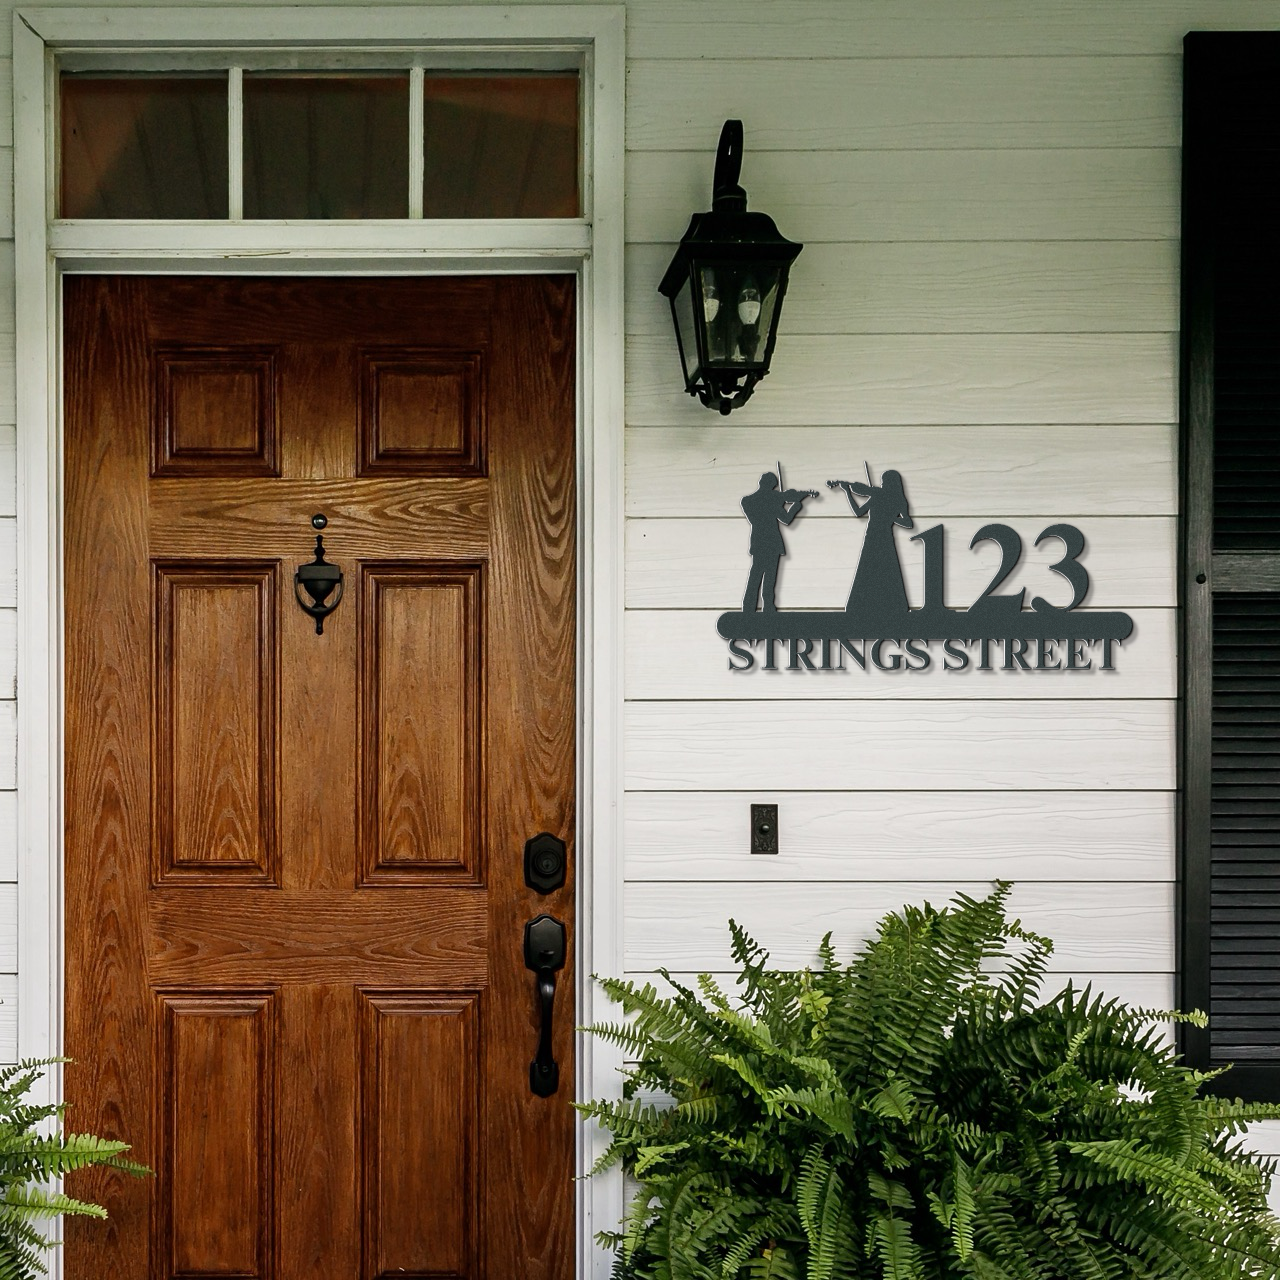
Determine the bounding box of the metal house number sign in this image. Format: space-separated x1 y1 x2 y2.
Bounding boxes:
719 465 1133 674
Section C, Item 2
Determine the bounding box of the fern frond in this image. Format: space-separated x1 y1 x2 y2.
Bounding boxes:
0 1185 107 1221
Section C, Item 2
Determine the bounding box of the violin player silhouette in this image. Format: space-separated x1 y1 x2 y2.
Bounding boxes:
740 463 818 612
827 464 913 627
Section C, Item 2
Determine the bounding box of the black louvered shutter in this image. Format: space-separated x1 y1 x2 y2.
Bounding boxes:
1182 33 1280 1099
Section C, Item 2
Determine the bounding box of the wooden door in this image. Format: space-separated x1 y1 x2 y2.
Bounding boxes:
63 276 576 1280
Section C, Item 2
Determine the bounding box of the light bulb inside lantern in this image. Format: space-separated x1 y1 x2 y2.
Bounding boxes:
737 281 762 326
702 278 720 323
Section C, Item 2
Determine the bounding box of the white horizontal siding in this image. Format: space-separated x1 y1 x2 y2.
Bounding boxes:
0 610 15 700
626 426 1177 517
0 975 16 1063
627 149 1179 244
624 0 1280 58
626 57 1180 151
0 884 16 973
0 150 11 240
625 790 1174 882
0 793 14 883
1245 1122 1280 1214
1251 1123 1280 1157
627 334 1177 426
0 786 12 1054
0 882 16 1062
625 881 1174 971
0 246 13 334
0 519 14 610
627 700 1175 791
627 517 1175 609
627 242 1180 336
0 336 15 426
0 430 14 518
0 248 16 520
0 704 14 792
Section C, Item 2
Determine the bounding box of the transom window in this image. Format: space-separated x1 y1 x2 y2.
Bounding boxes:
60 67 580 220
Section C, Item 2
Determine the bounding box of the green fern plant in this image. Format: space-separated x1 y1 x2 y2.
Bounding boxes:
0 1058 148 1280
580 883 1280 1280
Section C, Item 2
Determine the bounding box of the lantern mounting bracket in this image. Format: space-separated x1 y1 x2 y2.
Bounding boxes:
711 119 746 212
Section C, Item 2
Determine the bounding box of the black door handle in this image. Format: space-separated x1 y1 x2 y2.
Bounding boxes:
524 914 566 1097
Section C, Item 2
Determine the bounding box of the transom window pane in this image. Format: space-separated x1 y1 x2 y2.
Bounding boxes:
244 75 410 219
58 67 581 220
60 75 229 218
422 75 580 218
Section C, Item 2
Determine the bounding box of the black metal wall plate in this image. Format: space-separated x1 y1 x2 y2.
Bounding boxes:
524 833 567 894
751 803 779 855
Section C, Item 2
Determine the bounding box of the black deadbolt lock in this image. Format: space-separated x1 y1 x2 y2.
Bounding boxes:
524 833 567 894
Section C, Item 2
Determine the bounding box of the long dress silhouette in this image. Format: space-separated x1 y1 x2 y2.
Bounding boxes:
829 469 914 626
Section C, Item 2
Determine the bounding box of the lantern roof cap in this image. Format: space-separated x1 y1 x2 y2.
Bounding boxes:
658 120 802 298
659 209 802 297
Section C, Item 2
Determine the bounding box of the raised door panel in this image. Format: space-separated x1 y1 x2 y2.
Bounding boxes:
358 349 486 477
158 993 275 1280
359 565 484 884
359 992 480 1280
154 563 279 883
153 347 279 477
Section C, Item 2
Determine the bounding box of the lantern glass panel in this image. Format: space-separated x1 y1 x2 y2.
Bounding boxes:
696 264 783 371
670 272 701 387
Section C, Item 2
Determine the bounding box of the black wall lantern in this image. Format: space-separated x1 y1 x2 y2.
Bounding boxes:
659 120 803 415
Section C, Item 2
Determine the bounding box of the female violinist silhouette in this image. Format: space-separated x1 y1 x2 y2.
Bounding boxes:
827 466 914 623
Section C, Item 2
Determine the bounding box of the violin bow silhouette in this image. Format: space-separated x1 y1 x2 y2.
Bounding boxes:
777 460 818 502
827 461 876 503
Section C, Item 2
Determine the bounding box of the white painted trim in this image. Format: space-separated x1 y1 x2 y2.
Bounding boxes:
228 67 244 221
22 3 614 44
59 47 586 72
20 4 616 45
49 219 593 256
575 16 627 1277
13 9 625 1279
408 65 425 221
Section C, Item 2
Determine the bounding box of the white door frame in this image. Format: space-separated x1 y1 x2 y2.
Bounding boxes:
13 8 625 1276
